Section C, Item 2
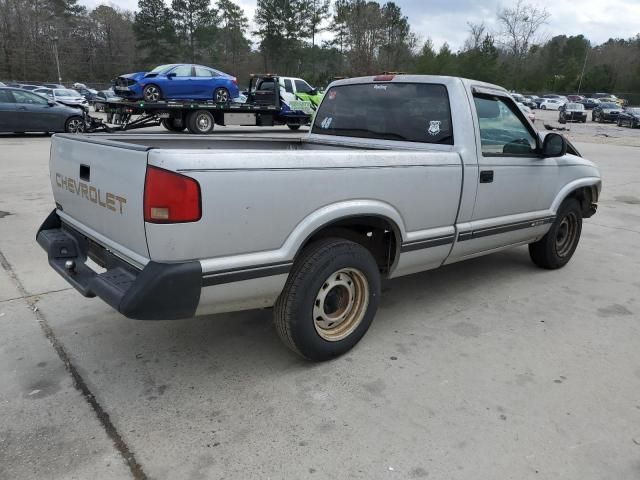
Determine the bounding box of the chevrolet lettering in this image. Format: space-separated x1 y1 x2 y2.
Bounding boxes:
37 75 601 361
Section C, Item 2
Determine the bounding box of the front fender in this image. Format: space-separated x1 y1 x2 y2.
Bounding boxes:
550 176 602 214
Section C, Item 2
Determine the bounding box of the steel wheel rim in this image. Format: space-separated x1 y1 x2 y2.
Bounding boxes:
215 89 228 102
145 86 159 102
196 113 211 131
555 212 578 257
67 119 84 133
313 268 369 342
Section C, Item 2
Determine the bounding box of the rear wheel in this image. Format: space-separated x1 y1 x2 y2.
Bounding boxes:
213 87 230 103
541 105 546 110
529 198 582 270
65 116 85 133
161 118 186 132
186 110 214 134
617 118 622 127
143 84 161 102
274 238 381 361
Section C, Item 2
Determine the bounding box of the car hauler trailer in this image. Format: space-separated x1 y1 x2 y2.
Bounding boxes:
86 74 314 134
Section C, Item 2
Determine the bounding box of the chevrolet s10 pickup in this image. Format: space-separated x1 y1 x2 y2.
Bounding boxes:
37 75 601 361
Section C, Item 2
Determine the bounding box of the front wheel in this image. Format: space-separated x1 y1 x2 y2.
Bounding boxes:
213 87 230 103
529 198 582 270
274 238 381 361
143 84 161 102
65 116 85 133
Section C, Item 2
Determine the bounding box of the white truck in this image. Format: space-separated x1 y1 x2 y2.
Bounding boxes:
37 75 601 361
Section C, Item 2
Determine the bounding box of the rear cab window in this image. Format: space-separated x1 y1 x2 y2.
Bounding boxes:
312 82 453 144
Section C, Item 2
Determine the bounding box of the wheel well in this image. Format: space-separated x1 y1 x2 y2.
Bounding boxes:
566 186 596 217
298 216 400 275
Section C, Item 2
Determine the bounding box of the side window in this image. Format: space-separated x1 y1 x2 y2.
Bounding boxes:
284 79 294 93
171 65 193 77
473 95 537 156
0 89 13 103
294 79 312 93
12 90 48 105
195 67 213 77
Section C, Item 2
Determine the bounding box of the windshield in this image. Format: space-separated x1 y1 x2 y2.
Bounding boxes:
601 103 618 109
627 108 640 114
55 89 82 97
312 82 453 144
566 103 584 110
150 64 175 73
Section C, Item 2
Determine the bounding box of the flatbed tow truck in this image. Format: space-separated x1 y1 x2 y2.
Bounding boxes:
85 74 314 134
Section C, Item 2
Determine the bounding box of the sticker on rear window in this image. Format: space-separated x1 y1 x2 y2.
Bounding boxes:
428 120 441 136
328 90 337 100
373 84 388 90
320 117 333 129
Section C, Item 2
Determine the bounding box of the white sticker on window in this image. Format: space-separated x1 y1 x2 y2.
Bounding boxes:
428 120 441 135
320 117 333 129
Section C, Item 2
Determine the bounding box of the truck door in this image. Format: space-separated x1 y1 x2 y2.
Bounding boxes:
449 91 559 260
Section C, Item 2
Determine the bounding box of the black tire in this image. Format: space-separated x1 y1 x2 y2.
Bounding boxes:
213 87 230 103
558 118 566 124
287 124 301 130
529 198 582 270
161 118 186 132
541 105 546 110
597 114 603 123
143 84 162 102
186 110 214 134
65 116 85 133
617 118 622 127
274 238 381 361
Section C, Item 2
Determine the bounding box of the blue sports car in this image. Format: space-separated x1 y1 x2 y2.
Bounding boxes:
114 64 239 103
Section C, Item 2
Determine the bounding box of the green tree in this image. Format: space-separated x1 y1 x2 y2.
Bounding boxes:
171 0 216 63
134 0 176 67
216 0 250 72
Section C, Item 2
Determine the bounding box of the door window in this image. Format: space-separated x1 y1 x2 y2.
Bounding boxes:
170 65 193 77
195 67 214 77
473 95 537 156
0 89 14 103
294 79 313 93
284 79 294 93
12 90 48 105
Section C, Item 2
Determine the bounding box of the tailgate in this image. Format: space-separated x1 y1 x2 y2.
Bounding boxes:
49 135 149 265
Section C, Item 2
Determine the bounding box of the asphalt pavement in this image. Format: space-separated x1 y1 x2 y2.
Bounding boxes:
0 130 639 479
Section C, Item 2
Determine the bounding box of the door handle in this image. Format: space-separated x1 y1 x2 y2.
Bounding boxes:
479 170 494 183
17 106 28 111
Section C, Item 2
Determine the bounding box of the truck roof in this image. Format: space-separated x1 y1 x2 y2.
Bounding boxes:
328 75 508 95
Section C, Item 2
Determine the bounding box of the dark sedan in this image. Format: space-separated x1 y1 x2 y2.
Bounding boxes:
0 87 85 133
592 102 624 122
617 107 640 128
559 103 587 123
92 89 121 111
578 98 599 109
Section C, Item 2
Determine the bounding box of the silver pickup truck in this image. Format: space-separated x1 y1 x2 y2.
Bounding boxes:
37 75 601 361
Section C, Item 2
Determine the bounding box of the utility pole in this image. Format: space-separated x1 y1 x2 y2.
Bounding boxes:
577 48 589 94
52 37 62 84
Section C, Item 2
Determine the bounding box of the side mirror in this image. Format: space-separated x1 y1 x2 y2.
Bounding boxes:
541 133 567 157
309 88 318 96
167 72 176 78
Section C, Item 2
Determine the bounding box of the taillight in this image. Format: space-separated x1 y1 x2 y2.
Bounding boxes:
373 74 395 81
232 77 238 85
144 166 201 223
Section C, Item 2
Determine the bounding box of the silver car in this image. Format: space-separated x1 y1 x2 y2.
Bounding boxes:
33 87 89 111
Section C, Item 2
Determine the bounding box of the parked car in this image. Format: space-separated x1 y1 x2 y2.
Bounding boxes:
617 107 640 128
512 93 536 109
518 102 536 123
92 89 121 112
592 102 623 123
75 86 98 102
578 98 599 109
539 98 564 110
523 95 539 108
559 102 587 123
114 64 240 103
36 75 601 361
566 95 584 102
19 84 41 91
43 83 65 89
0 87 85 133
591 93 626 107
33 88 89 111
0 81 5 87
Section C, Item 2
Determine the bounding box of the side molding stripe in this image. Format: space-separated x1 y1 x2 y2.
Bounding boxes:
457 216 555 242
202 262 292 287
400 235 456 252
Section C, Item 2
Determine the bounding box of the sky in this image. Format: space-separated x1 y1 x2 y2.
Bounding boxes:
81 0 640 51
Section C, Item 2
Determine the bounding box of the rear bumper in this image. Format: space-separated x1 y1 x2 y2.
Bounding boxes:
36 210 201 320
